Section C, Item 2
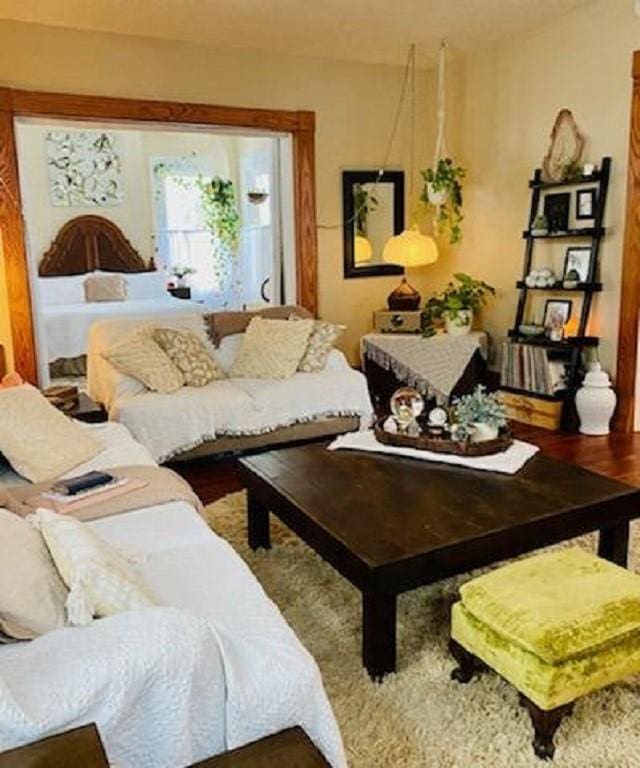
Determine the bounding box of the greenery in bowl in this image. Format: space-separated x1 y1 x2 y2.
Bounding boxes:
420 157 466 244
453 386 508 430
421 273 496 337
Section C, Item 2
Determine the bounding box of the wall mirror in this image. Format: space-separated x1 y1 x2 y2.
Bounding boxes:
342 170 404 278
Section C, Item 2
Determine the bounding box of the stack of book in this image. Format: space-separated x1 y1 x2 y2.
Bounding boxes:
500 342 566 396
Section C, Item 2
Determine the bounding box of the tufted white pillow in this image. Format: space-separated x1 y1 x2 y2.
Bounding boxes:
230 317 314 380
33 508 158 627
0 384 101 483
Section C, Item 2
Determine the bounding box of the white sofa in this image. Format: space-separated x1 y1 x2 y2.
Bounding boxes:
87 312 373 463
0 421 346 768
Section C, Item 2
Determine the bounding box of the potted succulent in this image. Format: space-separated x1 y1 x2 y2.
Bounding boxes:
531 214 549 236
453 386 508 442
422 273 496 337
170 265 196 288
420 157 466 244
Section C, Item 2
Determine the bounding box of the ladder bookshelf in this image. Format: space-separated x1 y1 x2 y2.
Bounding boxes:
501 157 611 429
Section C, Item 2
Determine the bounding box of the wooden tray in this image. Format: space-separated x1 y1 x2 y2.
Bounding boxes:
374 422 513 457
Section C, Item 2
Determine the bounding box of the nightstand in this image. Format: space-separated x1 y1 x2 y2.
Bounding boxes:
44 388 108 424
168 286 191 300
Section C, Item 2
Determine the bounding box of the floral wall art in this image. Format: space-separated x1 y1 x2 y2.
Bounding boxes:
45 130 123 207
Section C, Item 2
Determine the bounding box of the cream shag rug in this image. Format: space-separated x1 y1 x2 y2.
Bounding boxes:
204 492 640 767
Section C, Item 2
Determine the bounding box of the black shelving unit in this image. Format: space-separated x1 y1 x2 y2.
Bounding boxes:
505 157 611 428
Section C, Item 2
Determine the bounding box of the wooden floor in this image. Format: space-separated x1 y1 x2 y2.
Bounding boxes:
172 425 640 506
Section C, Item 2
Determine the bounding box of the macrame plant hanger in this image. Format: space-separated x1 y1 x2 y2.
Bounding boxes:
429 39 448 221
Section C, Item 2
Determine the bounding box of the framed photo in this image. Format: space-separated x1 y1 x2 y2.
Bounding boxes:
543 192 570 232
543 299 572 329
576 187 597 220
563 247 592 283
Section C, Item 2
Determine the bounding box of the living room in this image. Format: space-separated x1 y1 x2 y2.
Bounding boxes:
1 1 640 766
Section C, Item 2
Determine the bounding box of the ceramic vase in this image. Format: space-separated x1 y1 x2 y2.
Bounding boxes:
445 309 472 336
575 363 617 435
470 422 499 443
427 183 448 206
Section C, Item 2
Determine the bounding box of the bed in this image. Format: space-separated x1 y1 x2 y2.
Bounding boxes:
0 421 346 768
36 215 205 375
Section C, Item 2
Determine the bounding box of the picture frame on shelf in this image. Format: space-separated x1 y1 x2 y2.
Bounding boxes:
543 299 572 330
563 247 593 283
543 192 571 232
576 187 597 219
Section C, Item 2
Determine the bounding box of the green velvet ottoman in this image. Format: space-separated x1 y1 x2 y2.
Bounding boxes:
449 548 640 760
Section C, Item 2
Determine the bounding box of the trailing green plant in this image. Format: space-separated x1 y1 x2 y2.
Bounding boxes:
420 157 466 244
421 273 495 337
195 175 241 291
353 183 379 237
453 385 507 429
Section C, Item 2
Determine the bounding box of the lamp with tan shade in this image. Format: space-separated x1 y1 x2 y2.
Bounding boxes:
382 225 437 309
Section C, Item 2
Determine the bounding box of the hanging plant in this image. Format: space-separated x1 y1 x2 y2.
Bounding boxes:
196 176 241 291
420 157 465 245
353 183 379 237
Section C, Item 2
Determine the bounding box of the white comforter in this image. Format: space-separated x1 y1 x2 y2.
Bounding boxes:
0 425 346 767
43 296 206 362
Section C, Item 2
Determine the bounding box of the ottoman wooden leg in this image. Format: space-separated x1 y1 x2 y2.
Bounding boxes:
449 639 485 683
519 694 574 761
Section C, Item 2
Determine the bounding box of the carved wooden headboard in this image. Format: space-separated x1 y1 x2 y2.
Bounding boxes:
38 215 155 276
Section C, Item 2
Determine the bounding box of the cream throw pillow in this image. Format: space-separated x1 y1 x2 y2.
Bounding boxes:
84 274 128 302
230 317 314 380
102 327 184 393
154 327 225 387
0 508 68 640
33 508 157 627
297 319 346 372
0 384 101 483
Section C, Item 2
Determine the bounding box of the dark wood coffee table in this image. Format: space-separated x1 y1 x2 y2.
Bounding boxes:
239 442 640 680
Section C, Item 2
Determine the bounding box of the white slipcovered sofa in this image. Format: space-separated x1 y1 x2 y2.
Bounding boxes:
87 312 373 463
0 421 346 767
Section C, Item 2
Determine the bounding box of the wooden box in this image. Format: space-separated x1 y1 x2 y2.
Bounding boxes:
373 310 423 334
499 389 563 431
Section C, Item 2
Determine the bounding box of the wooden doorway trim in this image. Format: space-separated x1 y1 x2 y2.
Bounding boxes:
615 51 640 432
0 88 318 383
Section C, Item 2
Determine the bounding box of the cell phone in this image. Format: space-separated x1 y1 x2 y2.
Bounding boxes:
51 471 115 496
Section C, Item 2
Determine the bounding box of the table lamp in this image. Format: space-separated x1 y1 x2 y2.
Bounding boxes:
382 225 438 310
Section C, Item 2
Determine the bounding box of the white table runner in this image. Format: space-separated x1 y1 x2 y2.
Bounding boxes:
328 430 539 475
361 331 488 401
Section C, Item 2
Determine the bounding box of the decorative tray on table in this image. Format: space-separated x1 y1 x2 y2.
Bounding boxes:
373 420 513 457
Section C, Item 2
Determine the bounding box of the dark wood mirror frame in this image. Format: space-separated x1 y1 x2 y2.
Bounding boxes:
342 169 404 279
615 50 640 432
0 88 318 384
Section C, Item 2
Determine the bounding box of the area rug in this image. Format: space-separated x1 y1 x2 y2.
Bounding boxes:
203 492 640 767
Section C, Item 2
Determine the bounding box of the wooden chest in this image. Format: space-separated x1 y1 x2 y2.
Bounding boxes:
500 389 563 431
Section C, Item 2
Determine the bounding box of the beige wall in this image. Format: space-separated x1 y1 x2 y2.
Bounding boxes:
436 0 640 376
0 18 433 366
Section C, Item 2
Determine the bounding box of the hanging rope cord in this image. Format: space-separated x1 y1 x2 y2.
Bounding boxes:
434 40 448 164
317 44 415 230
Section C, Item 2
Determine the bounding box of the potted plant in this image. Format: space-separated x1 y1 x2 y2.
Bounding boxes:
531 214 549 236
422 273 496 337
170 265 196 288
420 157 466 244
453 385 508 442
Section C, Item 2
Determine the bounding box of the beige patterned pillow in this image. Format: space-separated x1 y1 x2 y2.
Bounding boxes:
102 327 184 393
34 508 157 627
0 384 101 483
230 317 314 380
84 274 128 302
0 508 68 640
154 327 225 387
297 319 346 372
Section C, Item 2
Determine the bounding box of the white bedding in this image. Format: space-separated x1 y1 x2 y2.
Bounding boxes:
0 423 346 767
43 296 206 362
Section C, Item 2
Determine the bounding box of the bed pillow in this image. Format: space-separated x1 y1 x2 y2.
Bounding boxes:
33 508 157 627
38 275 86 306
102 327 184 393
230 317 314 380
154 327 225 387
0 384 101 483
203 305 313 347
84 274 128 302
0 508 68 641
119 271 167 300
296 319 346 372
